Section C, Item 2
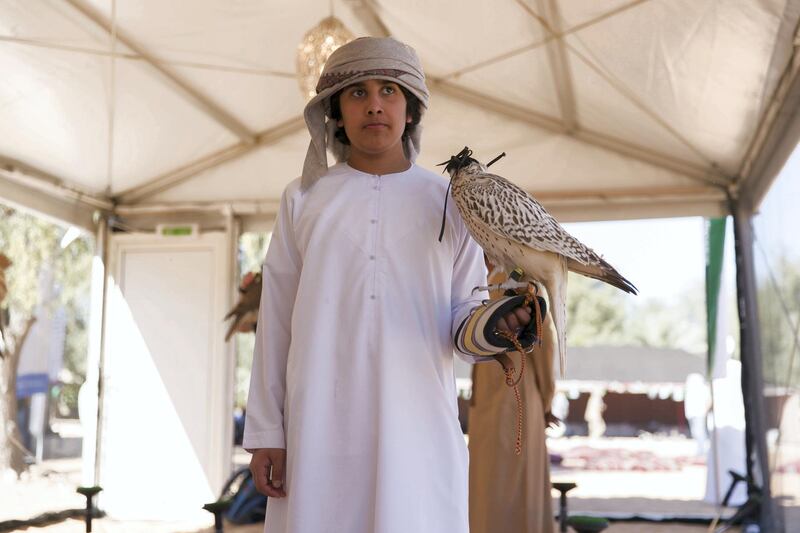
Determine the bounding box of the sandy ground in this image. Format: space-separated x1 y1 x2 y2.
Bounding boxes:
5 519 735 532
4 436 798 532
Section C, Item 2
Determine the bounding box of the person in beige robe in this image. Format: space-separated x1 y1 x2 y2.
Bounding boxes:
468 268 556 533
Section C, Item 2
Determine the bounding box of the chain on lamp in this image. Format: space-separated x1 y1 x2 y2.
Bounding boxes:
296 16 355 101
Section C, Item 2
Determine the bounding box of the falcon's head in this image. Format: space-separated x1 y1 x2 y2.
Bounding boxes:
439 147 481 178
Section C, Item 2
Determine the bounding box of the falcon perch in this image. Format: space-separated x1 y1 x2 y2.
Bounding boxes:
441 147 637 375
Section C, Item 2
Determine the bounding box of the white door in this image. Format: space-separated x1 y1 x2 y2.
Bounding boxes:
99 231 234 520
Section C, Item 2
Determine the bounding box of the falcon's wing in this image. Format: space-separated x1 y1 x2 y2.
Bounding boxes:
461 171 638 294
461 171 595 265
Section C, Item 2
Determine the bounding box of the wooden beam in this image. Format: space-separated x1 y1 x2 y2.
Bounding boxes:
534 0 578 132
115 199 280 216
64 0 256 144
348 0 391 37
736 19 800 211
115 185 722 221
532 184 727 222
1 154 72 187
547 197 726 223
442 0 649 80
115 116 306 204
429 78 731 187
0 172 99 231
0 35 295 78
532 184 724 203
0 155 113 211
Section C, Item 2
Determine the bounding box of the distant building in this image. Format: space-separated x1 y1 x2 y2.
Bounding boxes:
558 346 705 437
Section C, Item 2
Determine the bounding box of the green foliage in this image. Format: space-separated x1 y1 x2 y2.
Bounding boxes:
0 204 93 415
566 272 708 354
756 255 800 388
234 232 271 408
566 273 630 345
54 235 93 386
235 333 255 409
239 232 271 277
0 206 60 323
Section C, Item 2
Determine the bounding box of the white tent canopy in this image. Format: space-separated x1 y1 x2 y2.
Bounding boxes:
3 0 800 230
2 1 799 529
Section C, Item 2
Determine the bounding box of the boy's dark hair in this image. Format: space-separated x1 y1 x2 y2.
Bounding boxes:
329 85 422 146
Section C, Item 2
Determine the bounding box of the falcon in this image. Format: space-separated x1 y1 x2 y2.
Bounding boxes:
441 147 637 375
224 271 262 341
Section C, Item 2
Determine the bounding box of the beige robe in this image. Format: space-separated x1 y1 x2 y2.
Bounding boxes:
468 275 556 533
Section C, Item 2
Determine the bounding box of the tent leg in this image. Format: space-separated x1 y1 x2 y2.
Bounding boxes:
731 201 781 532
93 216 110 488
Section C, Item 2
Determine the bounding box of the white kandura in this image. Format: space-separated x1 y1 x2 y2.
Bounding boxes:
244 162 490 533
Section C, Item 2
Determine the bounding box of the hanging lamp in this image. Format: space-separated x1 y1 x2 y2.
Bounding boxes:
296 15 355 101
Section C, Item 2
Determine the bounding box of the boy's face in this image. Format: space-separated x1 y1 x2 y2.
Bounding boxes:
336 79 412 161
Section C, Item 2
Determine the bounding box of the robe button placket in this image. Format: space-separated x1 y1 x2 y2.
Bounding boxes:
370 176 380 302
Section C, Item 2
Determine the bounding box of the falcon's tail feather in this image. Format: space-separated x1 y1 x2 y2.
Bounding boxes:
542 257 569 378
567 258 638 295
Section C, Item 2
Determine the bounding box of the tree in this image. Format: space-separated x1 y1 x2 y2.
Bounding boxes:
0 309 36 476
566 273 630 345
0 206 58 475
0 205 93 475
0 249 35 475
565 271 707 354
757 255 800 388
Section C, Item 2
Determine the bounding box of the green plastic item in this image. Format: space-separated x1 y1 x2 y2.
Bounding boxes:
202 498 233 513
567 515 610 533
76 486 103 532
76 486 103 497
203 499 233 533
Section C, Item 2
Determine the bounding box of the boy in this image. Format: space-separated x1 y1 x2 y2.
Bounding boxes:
244 37 533 533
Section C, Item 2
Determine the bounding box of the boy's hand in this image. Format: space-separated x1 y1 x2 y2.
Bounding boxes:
495 305 532 335
250 448 287 498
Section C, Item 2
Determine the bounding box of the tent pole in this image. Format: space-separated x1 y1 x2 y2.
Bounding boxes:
92 215 110 488
225 209 240 479
731 199 781 532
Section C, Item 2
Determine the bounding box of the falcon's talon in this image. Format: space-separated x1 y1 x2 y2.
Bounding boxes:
473 280 528 294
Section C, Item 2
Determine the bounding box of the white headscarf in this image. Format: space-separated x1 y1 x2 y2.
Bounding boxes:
301 37 430 190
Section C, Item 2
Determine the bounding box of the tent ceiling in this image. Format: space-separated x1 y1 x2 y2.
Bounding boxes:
2 0 800 229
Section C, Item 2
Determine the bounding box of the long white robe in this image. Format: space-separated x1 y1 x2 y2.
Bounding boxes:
244 162 489 533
